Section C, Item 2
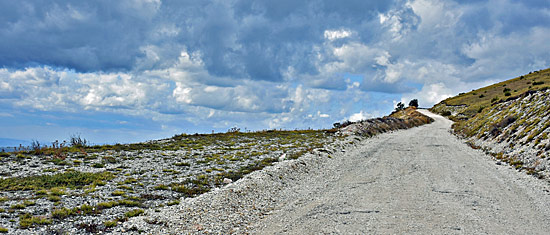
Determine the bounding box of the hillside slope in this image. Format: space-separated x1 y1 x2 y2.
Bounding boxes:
454 89 550 178
431 68 550 179
431 68 550 120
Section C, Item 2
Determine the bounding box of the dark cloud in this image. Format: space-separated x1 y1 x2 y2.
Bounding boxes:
0 0 159 72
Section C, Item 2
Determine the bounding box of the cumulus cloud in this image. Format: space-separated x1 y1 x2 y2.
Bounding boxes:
1 0 549 142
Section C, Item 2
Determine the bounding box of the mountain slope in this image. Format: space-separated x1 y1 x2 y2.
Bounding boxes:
431 68 550 179
431 68 550 120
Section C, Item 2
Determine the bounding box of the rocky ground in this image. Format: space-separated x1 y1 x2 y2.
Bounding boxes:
118 110 550 234
0 108 432 234
0 130 335 234
453 89 550 180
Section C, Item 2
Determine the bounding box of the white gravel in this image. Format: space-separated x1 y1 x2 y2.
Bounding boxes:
121 110 550 234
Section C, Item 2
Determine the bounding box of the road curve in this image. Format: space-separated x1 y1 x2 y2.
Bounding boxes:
250 110 550 234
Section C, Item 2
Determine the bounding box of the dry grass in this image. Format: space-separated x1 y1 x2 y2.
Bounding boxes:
432 68 550 119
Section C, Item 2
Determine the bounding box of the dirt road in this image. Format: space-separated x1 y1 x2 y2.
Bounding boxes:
250 110 550 234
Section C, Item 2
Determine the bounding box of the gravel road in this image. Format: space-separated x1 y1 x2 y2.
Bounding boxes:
249 110 550 234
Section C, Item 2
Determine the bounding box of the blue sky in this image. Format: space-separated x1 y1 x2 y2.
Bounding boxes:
1 0 549 146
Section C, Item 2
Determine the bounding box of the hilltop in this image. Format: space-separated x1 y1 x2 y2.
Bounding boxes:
431 68 550 179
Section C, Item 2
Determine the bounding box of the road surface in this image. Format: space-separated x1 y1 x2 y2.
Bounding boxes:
250 110 550 234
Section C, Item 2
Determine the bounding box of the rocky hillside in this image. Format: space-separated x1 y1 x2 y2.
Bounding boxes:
431 68 550 179
431 68 550 120
340 107 434 137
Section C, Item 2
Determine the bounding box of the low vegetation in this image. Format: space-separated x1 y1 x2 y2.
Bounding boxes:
430 67 550 179
0 171 114 191
0 103 434 233
431 68 550 120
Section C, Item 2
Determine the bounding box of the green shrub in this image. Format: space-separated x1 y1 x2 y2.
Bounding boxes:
91 163 104 168
47 195 61 202
19 214 51 228
96 201 117 210
49 187 65 196
51 207 75 220
73 204 97 215
0 227 7 233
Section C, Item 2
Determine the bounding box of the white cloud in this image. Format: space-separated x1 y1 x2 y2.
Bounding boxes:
1 0 550 142
324 29 353 41
348 111 372 122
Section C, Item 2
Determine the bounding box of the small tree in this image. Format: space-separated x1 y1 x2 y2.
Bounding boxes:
395 102 405 111
409 99 419 108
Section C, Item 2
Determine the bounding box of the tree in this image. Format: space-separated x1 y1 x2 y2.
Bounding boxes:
409 99 419 108
395 102 405 111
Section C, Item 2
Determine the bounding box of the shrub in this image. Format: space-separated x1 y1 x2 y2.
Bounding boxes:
408 99 419 107
47 195 61 202
0 227 7 233
91 163 104 168
504 92 511 96
96 201 117 210
477 106 485 113
395 102 405 111
19 214 51 228
533 81 544 86
51 207 75 220
441 111 452 116
69 134 88 148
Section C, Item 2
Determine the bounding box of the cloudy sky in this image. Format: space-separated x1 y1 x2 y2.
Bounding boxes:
1 0 549 146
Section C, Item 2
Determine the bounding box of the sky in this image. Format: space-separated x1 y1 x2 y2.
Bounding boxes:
1 0 549 146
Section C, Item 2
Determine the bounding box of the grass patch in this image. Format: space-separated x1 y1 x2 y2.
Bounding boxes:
111 190 125 196
167 200 180 206
124 209 144 218
51 207 75 220
104 219 118 228
19 214 51 228
0 171 114 191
